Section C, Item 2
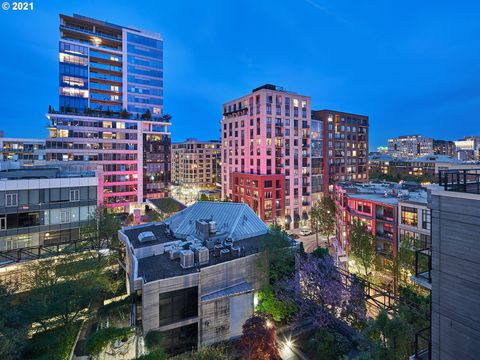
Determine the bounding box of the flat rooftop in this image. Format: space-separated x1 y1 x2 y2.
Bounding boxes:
137 232 282 282
122 223 174 249
338 181 427 205
147 197 186 214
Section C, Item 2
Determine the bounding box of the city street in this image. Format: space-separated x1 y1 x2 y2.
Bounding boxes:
288 229 330 253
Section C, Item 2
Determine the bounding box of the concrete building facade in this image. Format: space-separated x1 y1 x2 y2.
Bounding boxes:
412 170 480 359
119 202 280 355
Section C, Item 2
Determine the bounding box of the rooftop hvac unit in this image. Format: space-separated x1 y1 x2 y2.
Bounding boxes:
195 220 210 240
204 238 216 250
168 249 181 260
180 250 195 269
231 246 241 258
220 248 230 258
209 221 217 234
138 231 156 243
214 244 223 257
196 246 209 265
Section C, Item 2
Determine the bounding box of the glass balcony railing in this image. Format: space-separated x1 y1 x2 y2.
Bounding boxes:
61 24 122 42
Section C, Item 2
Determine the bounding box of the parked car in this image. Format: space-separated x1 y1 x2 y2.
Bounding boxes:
300 228 312 236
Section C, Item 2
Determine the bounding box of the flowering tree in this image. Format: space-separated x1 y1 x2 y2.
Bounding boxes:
282 253 366 328
238 315 281 360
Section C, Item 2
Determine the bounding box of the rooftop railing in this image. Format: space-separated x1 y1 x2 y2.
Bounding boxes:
439 169 480 194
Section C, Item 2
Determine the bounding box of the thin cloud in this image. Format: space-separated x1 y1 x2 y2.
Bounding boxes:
303 0 350 24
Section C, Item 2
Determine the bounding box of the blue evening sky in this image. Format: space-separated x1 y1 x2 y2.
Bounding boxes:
0 0 479 149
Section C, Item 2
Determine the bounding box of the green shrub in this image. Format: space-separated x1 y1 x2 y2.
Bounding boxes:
145 330 163 351
312 247 329 259
256 285 297 323
23 324 80 360
85 327 133 356
137 348 168 360
308 328 352 360
190 345 229 359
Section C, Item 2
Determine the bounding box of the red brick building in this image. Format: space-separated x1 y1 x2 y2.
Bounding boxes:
311 110 369 198
232 173 285 223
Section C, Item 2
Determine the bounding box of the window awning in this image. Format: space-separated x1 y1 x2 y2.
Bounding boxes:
201 282 253 302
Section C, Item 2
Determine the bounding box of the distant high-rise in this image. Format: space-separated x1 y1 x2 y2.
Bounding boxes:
454 136 480 161
433 139 456 157
388 135 433 159
46 14 171 211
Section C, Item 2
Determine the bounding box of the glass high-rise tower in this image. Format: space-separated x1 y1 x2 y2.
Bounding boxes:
47 14 171 212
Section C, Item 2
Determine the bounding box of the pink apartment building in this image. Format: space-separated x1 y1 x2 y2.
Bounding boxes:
221 84 311 230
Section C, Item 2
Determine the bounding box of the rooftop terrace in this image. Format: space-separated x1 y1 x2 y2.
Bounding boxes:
337 181 427 205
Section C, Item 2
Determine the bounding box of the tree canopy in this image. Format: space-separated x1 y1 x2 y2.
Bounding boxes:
348 220 376 279
238 315 281 360
310 196 336 247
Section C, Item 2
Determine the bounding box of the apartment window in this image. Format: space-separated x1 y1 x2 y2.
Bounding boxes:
70 189 80 202
356 202 371 214
0 217 6 230
6 193 17 207
60 210 71 223
401 206 418 227
159 287 198 326
422 209 431 230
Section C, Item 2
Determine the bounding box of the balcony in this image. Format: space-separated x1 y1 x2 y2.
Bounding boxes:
411 248 432 290
376 213 395 222
376 231 394 241
376 248 393 259
60 24 122 42
412 327 430 360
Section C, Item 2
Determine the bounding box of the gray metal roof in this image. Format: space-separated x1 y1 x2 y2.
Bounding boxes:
201 282 254 302
163 201 268 241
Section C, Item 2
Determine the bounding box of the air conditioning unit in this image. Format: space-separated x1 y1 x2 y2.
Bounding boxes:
209 221 217 234
138 231 156 243
196 246 209 265
168 249 181 260
220 248 230 258
214 244 223 257
180 250 195 269
231 246 241 257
